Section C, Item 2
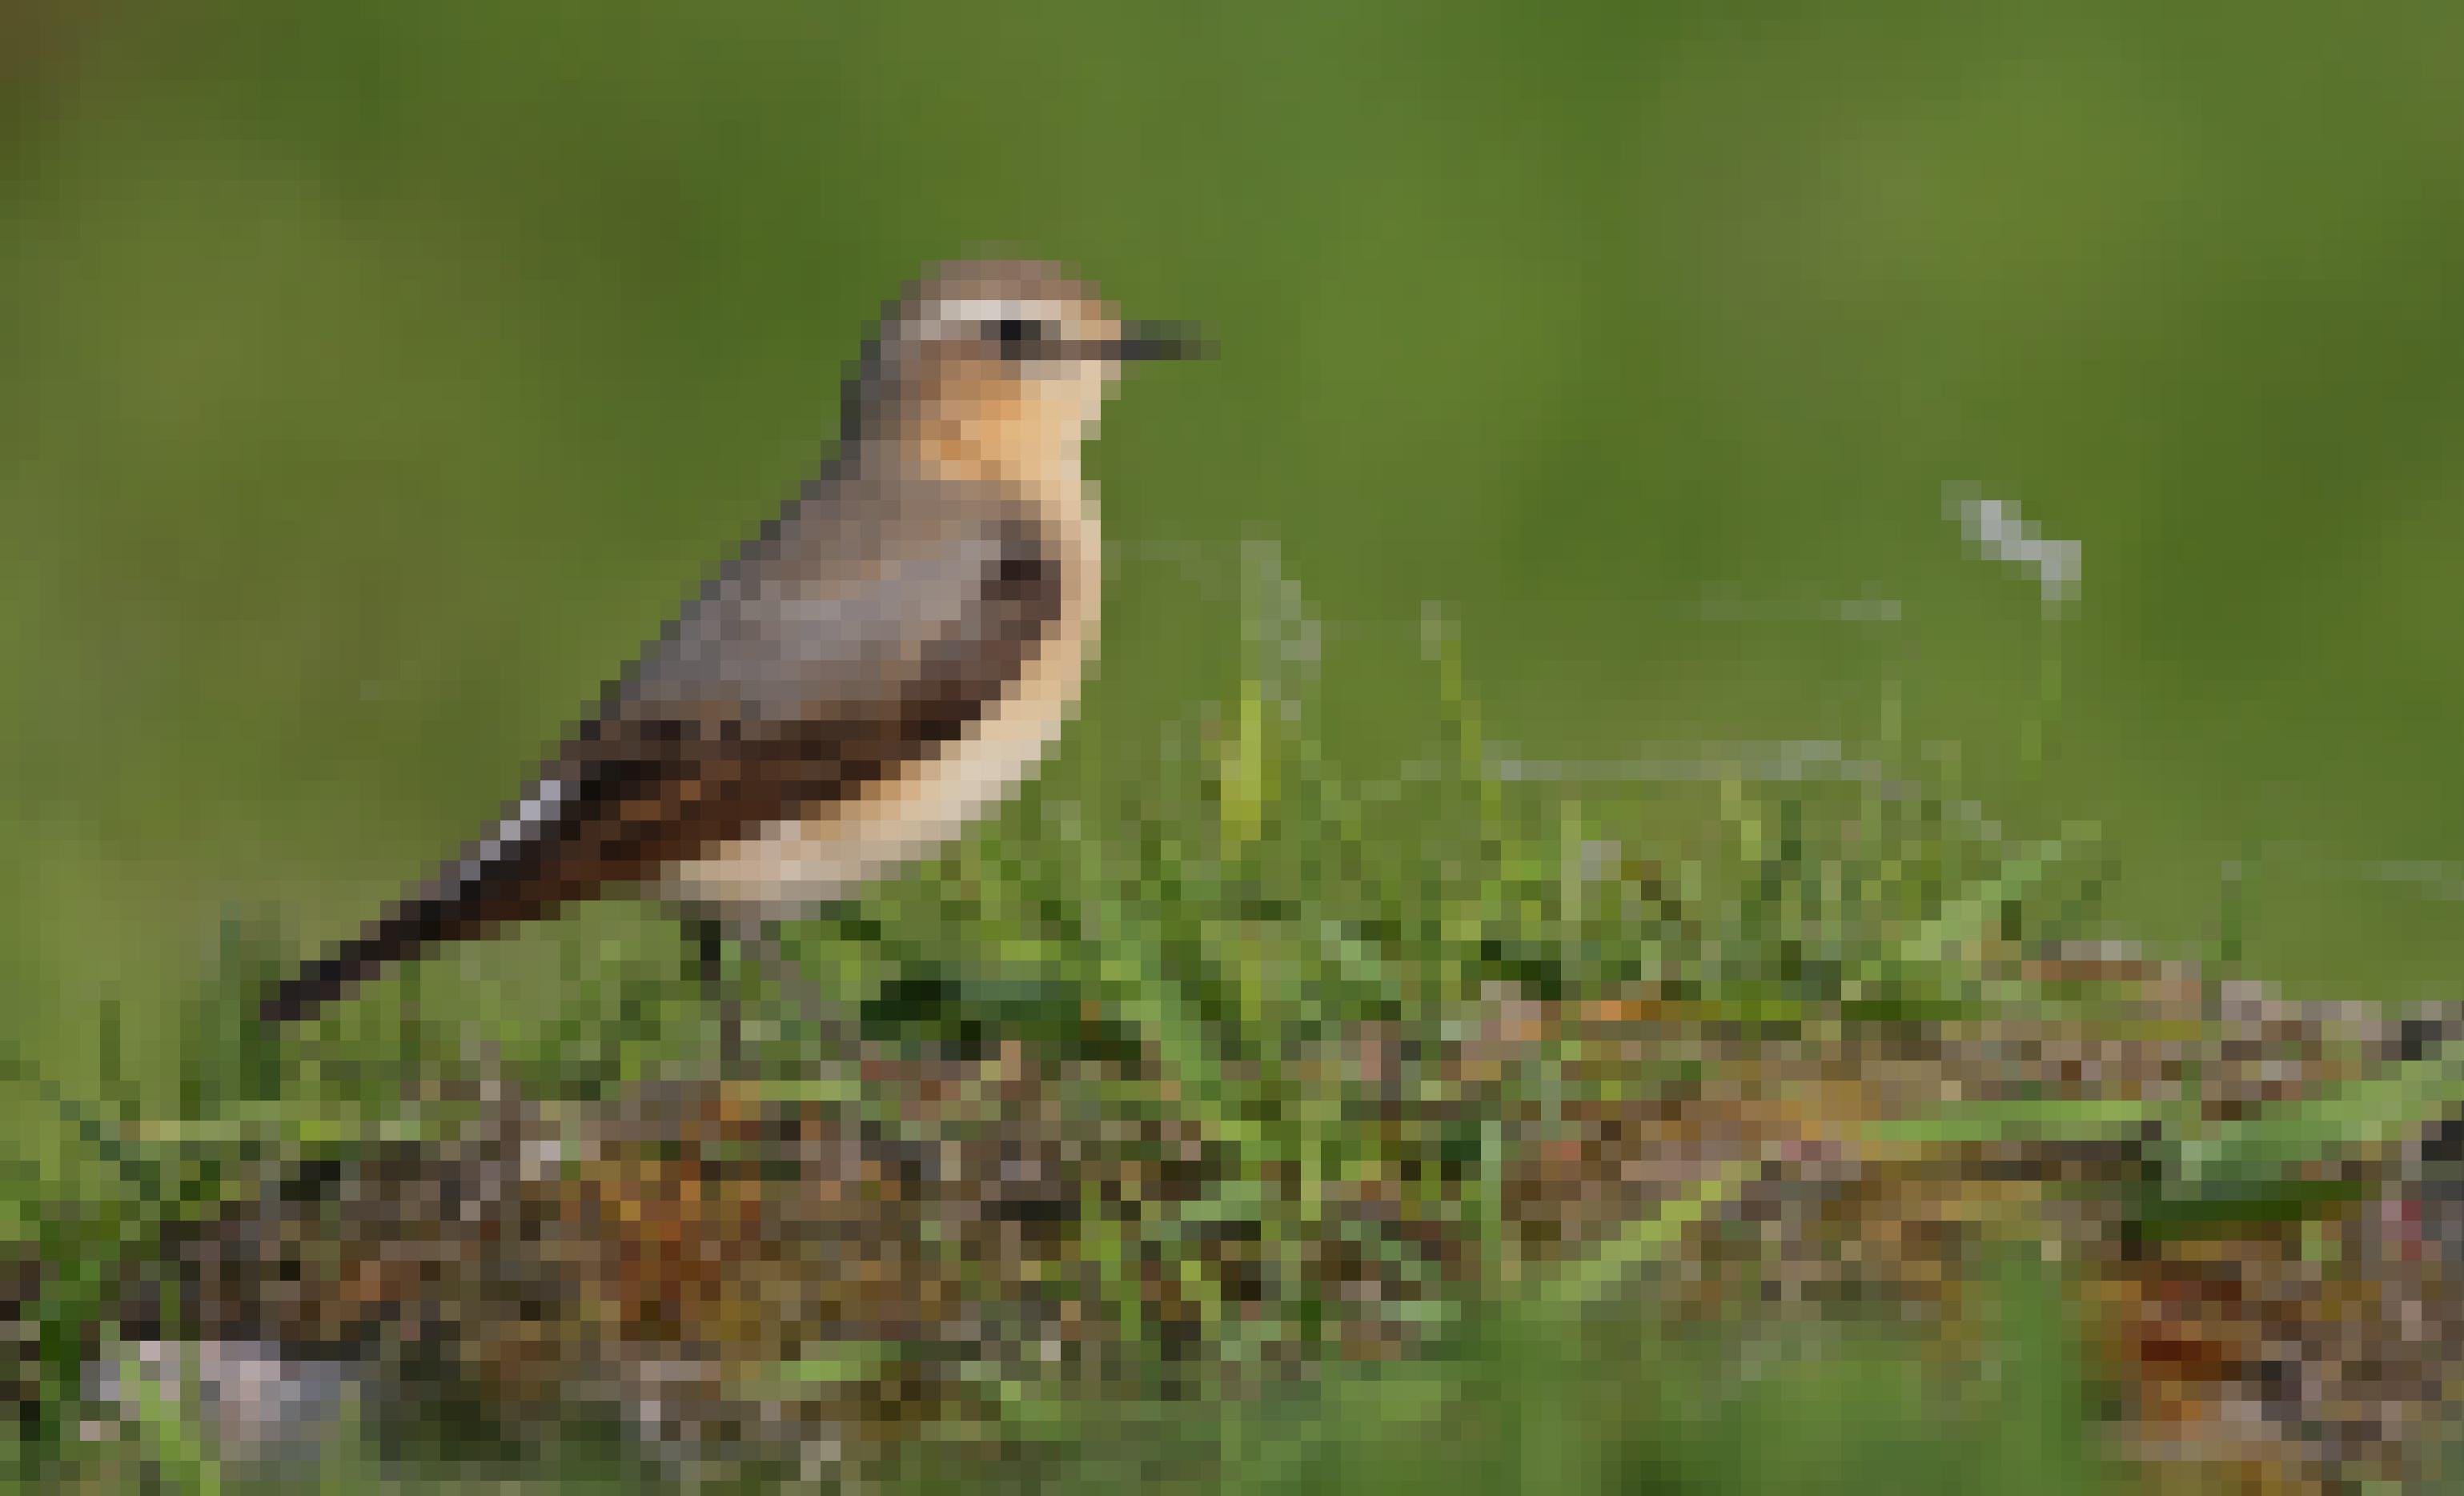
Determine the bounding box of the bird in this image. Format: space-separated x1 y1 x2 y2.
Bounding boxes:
266 258 1204 1028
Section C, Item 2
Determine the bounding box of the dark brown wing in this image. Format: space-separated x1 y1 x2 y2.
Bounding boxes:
265 492 1064 1023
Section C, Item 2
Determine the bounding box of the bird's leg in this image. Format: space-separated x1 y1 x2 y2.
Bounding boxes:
685 916 740 1072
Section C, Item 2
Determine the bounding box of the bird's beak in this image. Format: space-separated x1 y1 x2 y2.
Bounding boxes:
1106 320 1211 361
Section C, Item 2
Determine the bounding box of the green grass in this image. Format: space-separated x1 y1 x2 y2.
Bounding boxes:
2 554 2449 1494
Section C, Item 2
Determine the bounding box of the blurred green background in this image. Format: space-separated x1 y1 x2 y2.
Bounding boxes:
8 2 2464 1104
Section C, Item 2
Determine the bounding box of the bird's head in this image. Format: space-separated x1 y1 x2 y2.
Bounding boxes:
846 259 1205 481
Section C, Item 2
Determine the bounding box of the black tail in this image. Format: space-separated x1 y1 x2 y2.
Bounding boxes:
263 767 602 1025
262 897 465 1024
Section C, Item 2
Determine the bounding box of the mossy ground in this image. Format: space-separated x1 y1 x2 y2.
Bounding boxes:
6 575 2458 1493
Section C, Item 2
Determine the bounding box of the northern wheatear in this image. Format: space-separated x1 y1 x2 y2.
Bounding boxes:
267 259 1203 1024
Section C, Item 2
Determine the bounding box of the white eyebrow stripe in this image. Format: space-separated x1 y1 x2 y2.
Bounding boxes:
916 299 1073 340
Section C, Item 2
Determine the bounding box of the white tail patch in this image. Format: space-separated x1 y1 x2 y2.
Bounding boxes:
457 778 571 885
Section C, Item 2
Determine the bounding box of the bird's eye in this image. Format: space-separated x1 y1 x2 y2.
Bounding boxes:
989 319 1053 356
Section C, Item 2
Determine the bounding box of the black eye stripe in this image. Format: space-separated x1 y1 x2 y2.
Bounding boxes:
989 318 1055 356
